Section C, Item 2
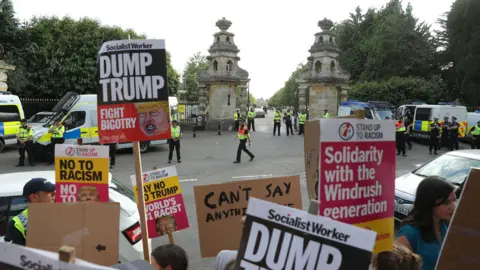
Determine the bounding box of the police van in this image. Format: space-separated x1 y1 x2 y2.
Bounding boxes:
337 101 395 120
0 92 25 152
31 92 167 160
411 104 468 139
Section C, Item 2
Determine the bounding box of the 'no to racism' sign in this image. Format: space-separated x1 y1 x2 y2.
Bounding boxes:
97 39 171 144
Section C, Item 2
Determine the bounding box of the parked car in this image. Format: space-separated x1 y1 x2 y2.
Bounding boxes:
28 111 55 124
0 170 150 263
254 108 265 118
394 150 480 221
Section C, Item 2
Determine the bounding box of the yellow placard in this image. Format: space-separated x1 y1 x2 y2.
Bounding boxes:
133 176 182 204
178 105 185 113
355 217 395 253
55 157 109 184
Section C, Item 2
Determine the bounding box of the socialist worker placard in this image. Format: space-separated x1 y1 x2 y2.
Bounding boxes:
97 39 170 144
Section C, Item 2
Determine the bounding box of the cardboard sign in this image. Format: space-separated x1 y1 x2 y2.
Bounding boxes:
436 168 480 270
55 144 110 203
235 198 376 269
304 119 321 201
97 39 170 144
0 241 115 270
318 118 396 253
27 202 120 266
130 166 189 239
194 176 302 257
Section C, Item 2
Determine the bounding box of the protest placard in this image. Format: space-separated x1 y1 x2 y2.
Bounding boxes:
235 197 376 269
0 242 115 270
318 118 395 253
304 111 364 201
55 144 109 203
97 39 170 144
436 168 480 270
193 176 302 257
130 166 189 238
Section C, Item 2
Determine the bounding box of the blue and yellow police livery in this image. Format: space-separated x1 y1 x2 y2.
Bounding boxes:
0 93 25 152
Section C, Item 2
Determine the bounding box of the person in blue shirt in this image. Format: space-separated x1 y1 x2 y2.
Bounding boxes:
395 176 456 270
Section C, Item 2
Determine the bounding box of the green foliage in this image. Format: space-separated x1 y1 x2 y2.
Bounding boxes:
0 0 19 58
336 0 435 83
441 0 480 106
349 76 448 105
181 52 208 101
268 64 307 106
1 9 179 98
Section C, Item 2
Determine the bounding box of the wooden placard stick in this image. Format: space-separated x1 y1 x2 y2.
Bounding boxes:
58 245 76 263
133 142 150 262
168 232 175 244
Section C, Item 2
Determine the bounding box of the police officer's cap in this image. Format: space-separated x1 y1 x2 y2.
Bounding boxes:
172 120 178 124
477 120 480 124
452 116 457 120
21 119 27 123
23 178 55 197
434 117 439 120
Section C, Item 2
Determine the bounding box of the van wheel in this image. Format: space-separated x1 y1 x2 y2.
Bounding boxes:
0 140 4 152
140 142 150 153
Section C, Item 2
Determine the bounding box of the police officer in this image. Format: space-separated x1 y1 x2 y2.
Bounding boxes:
396 118 407 156
234 109 240 131
298 110 307 135
429 117 441 155
404 116 413 150
323 109 330 118
283 110 293 136
234 118 254 163
5 178 55 245
108 143 117 169
247 107 256 131
439 116 450 150
273 109 282 136
16 119 35 167
46 119 65 165
168 120 182 163
449 116 459 151
468 120 480 149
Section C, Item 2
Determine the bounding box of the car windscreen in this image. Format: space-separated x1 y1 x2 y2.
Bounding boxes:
414 154 480 185
373 108 394 120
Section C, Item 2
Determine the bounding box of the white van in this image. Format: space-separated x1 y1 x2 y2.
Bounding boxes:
31 92 167 160
411 105 468 139
0 170 150 263
0 92 25 152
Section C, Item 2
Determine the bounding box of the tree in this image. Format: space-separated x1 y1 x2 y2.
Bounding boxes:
440 0 480 106
181 52 208 101
336 0 436 83
349 76 448 105
4 14 180 98
0 0 19 58
268 64 307 106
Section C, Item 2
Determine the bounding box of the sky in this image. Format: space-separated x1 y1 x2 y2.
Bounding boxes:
12 0 454 100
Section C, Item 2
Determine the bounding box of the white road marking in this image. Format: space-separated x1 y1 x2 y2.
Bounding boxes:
232 174 273 179
179 179 198 182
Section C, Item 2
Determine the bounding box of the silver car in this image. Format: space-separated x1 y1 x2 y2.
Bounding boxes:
394 150 480 221
254 108 265 118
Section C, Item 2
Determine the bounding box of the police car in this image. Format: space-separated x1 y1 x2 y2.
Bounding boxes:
0 170 151 263
0 92 25 152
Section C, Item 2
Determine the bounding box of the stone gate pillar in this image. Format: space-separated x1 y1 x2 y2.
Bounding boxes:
0 60 15 92
298 84 308 112
239 85 248 118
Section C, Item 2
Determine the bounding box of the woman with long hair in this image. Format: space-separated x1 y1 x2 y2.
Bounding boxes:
395 176 456 270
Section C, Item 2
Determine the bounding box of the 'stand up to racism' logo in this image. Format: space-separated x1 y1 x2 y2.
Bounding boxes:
338 122 355 141
143 173 151 183
65 146 75 156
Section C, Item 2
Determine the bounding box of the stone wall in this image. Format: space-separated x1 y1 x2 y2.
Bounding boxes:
0 60 15 92
206 84 236 130
308 83 346 118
